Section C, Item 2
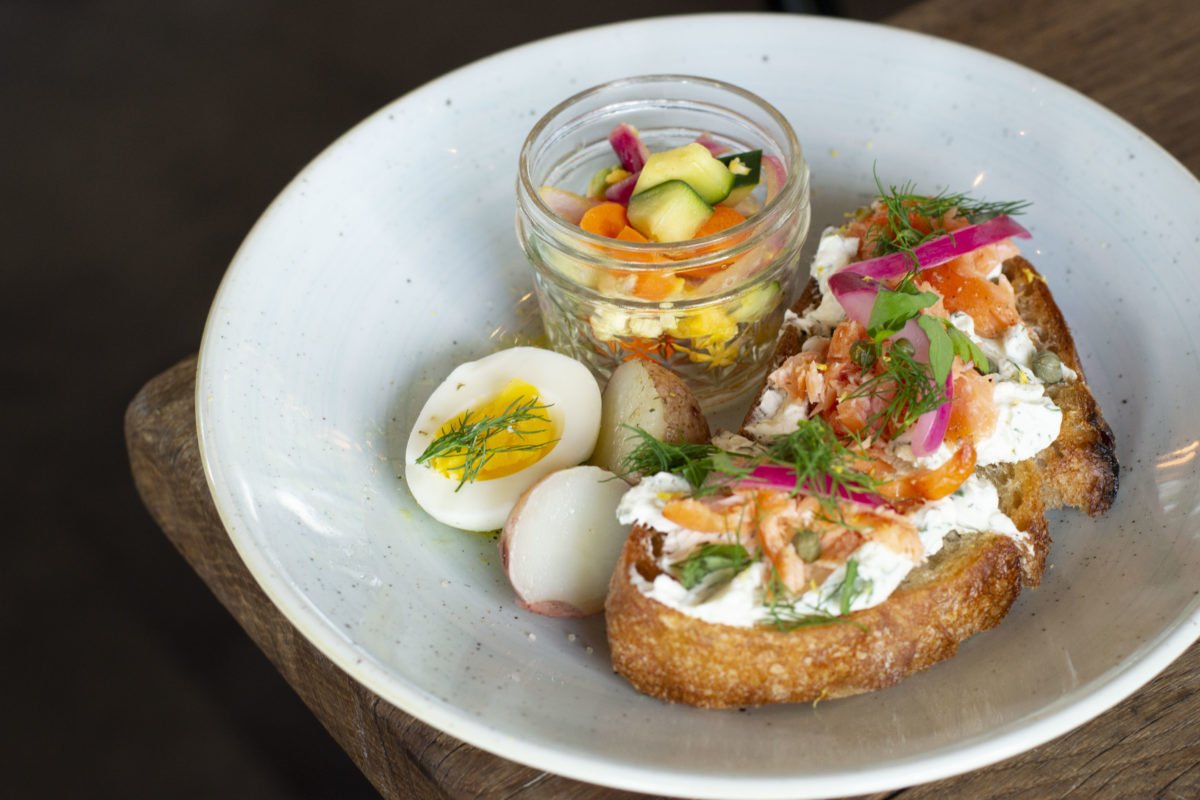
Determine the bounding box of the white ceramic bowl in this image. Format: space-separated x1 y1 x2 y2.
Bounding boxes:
197 13 1200 799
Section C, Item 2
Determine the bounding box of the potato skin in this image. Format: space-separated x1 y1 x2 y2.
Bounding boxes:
590 360 709 477
641 360 710 448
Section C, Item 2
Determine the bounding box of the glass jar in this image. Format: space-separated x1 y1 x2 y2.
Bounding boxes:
516 75 810 410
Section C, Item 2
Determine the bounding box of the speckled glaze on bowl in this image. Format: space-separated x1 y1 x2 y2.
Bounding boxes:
196 13 1200 799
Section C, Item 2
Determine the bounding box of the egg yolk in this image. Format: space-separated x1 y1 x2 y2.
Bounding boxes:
428 378 559 482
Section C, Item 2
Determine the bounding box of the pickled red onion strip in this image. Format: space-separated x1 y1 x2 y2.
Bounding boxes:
826 270 878 327
539 186 601 225
837 214 1031 281
608 123 649 173
910 372 954 458
762 154 786 204
693 131 731 156
604 171 639 205
738 464 883 508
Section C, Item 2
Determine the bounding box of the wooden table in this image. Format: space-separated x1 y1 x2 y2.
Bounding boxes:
126 0 1200 797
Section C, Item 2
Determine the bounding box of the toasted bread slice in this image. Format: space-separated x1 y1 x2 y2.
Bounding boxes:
607 526 1025 708
606 256 1116 708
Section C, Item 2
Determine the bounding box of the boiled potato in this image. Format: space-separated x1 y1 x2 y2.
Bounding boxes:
589 360 710 480
500 466 631 617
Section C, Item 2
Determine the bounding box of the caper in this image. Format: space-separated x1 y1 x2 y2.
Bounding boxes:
1032 350 1063 383
891 337 915 358
792 529 822 563
850 339 877 370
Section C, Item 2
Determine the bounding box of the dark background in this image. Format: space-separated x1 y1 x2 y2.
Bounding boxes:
4 1 906 797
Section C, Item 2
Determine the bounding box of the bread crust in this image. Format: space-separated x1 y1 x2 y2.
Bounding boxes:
1004 257 1119 517
606 254 1117 707
607 524 1024 708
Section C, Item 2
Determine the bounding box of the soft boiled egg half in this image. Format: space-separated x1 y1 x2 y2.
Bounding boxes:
405 347 602 531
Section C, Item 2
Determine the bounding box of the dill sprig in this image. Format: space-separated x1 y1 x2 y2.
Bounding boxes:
416 395 556 490
764 559 870 632
621 419 876 508
845 340 947 440
673 543 752 590
618 425 724 489
762 420 879 519
865 168 1030 272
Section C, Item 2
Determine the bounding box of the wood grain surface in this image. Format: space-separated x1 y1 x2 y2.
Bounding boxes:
887 0 1200 177
126 0 1200 797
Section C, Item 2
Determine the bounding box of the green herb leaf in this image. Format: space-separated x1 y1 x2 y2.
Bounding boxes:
674 543 751 590
866 283 939 342
948 325 991 374
839 558 863 616
915 315 992 382
917 314 954 385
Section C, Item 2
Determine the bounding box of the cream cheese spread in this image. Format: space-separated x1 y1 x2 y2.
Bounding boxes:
791 227 855 337
618 225 1058 628
888 378 1062 469
910 474 1029 558
618 471 1027 627
948 312 1078 385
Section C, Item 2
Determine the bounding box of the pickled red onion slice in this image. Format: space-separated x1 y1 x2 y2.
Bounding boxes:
825 270 877 324
608 123 649 173
836 214 1031 281
738 464 883 508
693 131 730 157
910 372 954 458
604 171 639 205
762 154 786 204
539 186 600 225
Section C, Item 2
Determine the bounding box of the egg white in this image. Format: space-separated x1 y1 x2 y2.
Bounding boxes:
404 347 602 531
